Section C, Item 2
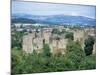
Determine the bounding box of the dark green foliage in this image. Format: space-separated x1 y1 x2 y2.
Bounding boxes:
52 28 67 35
20 24 23 28
36 28 39 33
55 36 60 40
61 29 66 33
29 30 32 33
11 40 96 74
79 55 96 70
66 41 85 69
65 32 74 40
84 35 95 56
11 31 24 49
11 48 24 74
52 28 61 34
43 39 45 44
42 43 51 57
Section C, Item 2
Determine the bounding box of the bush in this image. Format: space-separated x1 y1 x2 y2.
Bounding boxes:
42 43 51 58
11 48 24 74
84 36 95 56
79 55 96 70
65 32 74 40
11 40 96 74
52 28 60 34
11 31 24 49
66 41 85 69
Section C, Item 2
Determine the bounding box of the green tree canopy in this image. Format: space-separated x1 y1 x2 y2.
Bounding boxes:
65 32 74 40
42 43 51 58
66 41 85 68
52 28 60 34
84 35 95 56
11 31 24 49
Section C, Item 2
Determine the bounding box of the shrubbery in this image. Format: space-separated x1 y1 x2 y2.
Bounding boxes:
11 31 24 49
11 40 96 74
79 55 96 70
84 35 95 56
65 32 74 40
66 41 85 69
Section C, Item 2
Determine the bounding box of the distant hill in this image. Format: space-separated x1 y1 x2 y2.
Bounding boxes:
12 14 96 25
12 18 36 24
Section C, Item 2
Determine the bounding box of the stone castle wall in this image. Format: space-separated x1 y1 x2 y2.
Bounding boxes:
22 29 95 54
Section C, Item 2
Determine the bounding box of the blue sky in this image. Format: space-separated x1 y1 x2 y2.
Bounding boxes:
12 1 96 19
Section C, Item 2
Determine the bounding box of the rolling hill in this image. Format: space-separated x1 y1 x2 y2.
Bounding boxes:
12 14 96 25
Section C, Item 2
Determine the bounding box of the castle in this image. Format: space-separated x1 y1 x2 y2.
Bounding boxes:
22 27 96 54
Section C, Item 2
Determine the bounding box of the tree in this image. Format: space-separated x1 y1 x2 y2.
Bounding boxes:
79 55 96 70
11 31 24 49
36 28 39 33
29 30 32 33
61 29 66 34
52 28 60 34
43 39 45 44
11 48 24 74
42 43 51 57
84 35 95 56
20 24 23 28
65 32 74 40
11 40 96 74
66 41 85 69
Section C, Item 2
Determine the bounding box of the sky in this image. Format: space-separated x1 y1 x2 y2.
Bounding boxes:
12 1 96 19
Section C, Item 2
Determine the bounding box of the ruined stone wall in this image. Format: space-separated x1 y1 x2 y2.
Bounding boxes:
74 30 85 42
93 43 96 55
22 31 68 54
22 33 35 53
43 31 51 44
22 28 95 54
32 37 43 53
50 39 68 54
73 30 85 49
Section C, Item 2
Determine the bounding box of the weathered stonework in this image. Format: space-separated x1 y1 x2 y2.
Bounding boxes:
22 28 95 54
